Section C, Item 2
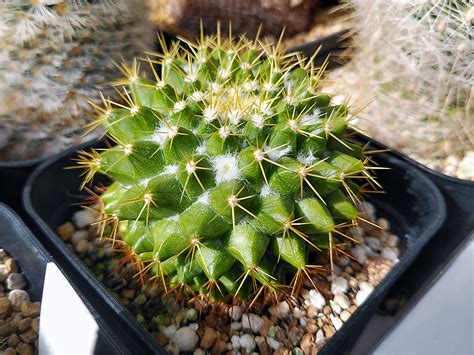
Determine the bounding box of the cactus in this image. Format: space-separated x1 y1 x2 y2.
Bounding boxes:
80 32 379 303
0 0 154 161
327 0 473 179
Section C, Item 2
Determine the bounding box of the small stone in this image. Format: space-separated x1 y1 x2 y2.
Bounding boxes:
334 294 351 310
231 335 241 349
269 301 290 318
293 347 304 355
185 308 198 321
16 342 33 355
57 222 75 240
351 245 367 264
292 306 305 319
300 333 314 354
308 289 326 310
355 282 374 306
356 272 368 282
72 209 96 228
229 305 242 321
386 234 399 248
212 339 226 353
306 305 318 319
259 316 273 337
18 318 32 333
20 329 36 344
315 329 324 344
242 313 264 334
31 318 39 334
8 290 30 311
330 315 343 331
3 348 16 355
4 258 17 273
377 218 390 230
230 322 242 331
274 348 291 355
323 324 335 337
299 317 307 327
267 336 283 350
75 239 89 254
329 300 342 314
239 333 256 352
21 301 41 318
6 273 27 290
193 348 205 355
323 305 331 315
340 310 351 322
381 247 398 262
165 342 180 355
7 333 20 347
0 297 12 316
0 265 9 281
172 326 199 352
71 230 89 246
306 323 318 334
163 324 177 338
288 327 304 346
0 322 14 336
200 327 219 349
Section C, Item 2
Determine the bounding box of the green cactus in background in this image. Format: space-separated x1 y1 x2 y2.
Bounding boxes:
80 32 379 303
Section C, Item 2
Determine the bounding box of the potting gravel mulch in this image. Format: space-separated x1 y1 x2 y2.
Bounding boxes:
0 250 41 355
57 201 400 354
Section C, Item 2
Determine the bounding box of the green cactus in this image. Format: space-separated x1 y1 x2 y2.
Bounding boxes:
80 33 378 303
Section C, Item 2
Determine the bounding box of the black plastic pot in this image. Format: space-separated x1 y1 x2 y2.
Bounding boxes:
0 203 134 354
22 138 446 353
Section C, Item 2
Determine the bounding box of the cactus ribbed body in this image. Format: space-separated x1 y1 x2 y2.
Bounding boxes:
84 34 377 302
0 0 153 160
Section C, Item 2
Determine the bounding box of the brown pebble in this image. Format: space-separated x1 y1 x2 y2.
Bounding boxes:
122 289 135 299
323 324 335 337
201 327 219 349
0 297 12 316
274 348 291 355
259 316 273 337
31 317 40 334
57 222 75 240
322 305 331 315
7 333 20 347
288 326 304 346
356 272 368 282
352 262 361 272
18 317 32 333
152 331 168 346
4 258 18 273
21 301 41 318
306 323 318 334
211 338 226 354
3 347 16 355
20 329 37 344
0 322 14 337
16 342 33 355
316 318 324 328
300 333 315 355
306 305 318 319
258 340 271 355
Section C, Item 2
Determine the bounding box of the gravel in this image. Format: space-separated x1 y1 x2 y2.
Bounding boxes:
56 200 401 354
0 249 40 354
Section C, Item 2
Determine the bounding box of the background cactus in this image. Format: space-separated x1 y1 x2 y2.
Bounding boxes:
81 32 379 303
0 0 154 161
327 0 473 179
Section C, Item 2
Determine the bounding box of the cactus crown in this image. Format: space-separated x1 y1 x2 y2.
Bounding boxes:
81 32 379 303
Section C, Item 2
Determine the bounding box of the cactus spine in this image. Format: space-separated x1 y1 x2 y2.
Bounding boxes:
81 32 379 303
0 0 154 160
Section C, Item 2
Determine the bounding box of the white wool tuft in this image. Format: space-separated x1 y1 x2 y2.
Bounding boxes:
167 214 180 221
265 145 292 161
212 154 241 183
297 151 316 165
197 191 210 205
162 165 178 175
260 184 273 197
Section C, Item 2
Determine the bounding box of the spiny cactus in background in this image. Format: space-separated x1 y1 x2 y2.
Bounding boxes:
0 0 154 161
79 32 380 304
327 0 473 180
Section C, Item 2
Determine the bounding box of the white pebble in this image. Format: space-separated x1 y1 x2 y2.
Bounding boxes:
329 300 342 314
172 327 199 352
229 305 243 320
188 323 199 331
242 314 264 333
75 239 89 254
356 282 374 306
308 289 326 310
381 247 398 262
351 245 367 264
163 324 177 339
0 265 9 281
267 337 283 350
363 244 379 258
8 289 30 311
315 329 324 344
72 209 97 228
239 334 256 352
193 349 205 355
299 317 307 327
185 308 198 321
334 293 351 310
331 276 348 295
386 234 399 248
230 322 242 330
366 236 381 251
231 335 241 349
269 301 290 318
330 314 343 330
340 310 351 322
337 257 350 267
292 306 305 319
6 273 26 290
70 230 88 246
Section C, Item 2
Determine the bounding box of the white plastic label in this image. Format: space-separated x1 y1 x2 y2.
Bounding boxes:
39 263 99 355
